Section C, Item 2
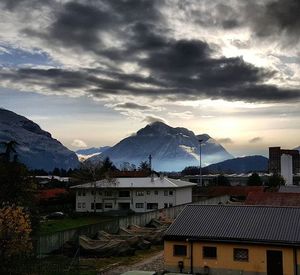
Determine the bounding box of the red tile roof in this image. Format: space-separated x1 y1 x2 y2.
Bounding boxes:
38 188 68 200
245 192 300 207
208 186 265 197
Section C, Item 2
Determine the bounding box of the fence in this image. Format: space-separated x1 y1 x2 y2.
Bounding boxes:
36 195 230 255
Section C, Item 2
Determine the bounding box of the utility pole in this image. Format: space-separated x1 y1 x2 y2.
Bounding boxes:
199 139 203 186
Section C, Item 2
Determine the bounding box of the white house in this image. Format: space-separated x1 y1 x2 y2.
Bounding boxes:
71 176 196 213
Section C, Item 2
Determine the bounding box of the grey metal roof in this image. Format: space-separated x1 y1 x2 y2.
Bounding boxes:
164 205 300 246
71 177 196 189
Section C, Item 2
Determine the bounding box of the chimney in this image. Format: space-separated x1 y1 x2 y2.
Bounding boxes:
151 173 154 182
160 173 164 180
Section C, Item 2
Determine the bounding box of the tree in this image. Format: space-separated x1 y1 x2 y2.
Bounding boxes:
213 174 231 186
0 205 33 273
268 174 285 187
247 173 262 186
0 205 32 258
0 140 19 162
138 161 150 171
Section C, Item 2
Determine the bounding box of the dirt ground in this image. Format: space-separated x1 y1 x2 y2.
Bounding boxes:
98 250 164 274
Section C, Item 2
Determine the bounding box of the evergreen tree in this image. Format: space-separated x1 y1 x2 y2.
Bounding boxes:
247 173 262 186
268 173 285 187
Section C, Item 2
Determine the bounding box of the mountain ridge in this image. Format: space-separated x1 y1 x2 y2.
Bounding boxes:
204 155 269 173
89 121 233 171
0 108 79 171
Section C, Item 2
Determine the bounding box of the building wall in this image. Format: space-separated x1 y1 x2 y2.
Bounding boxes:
75 187 192 213
164 240 298 275
281 154 293 185
175 187 192 205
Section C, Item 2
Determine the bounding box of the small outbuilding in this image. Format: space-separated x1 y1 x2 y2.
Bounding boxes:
164 205 300 275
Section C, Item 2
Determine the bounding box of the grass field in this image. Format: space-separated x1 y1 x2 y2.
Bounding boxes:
39 216 113 235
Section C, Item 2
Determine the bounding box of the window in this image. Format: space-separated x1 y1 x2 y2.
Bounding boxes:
104 191 112 197
119 190 130 197
147 203 158 210
164 190 168 196
78 202 81 208
82 202 86 208
173 245 187 256
234 248 249 262
203 246 217 259
91 190 95 195
169 190 174 196
136 203 144 208
169 203 173 207
78 191 81 196
136 191 144 196
104 203 113 208
146 191 151 195
98 191 102 195
91 203 103 210
154 190 158 195
82 191 86 196
164 203 168 208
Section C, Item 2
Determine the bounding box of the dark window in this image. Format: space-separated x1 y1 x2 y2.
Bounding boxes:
169 190 174 195
136 191 144 196
78 191 81 196
154 190 158 195
146 191 151 195
91 203 102 210
173 245 187 256
91 190 95 195
234 248 249 261
164 203 168 208
104 203 113 208
203 246 217 259
104 191 112 197
147 203 158 210
119 190 130 197
164 190 168 196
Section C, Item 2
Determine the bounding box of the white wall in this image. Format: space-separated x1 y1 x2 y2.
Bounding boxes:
281 154 293 185
75 187 192 213
175 187 193 205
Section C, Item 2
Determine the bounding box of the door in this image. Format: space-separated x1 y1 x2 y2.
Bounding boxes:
267 250 283 275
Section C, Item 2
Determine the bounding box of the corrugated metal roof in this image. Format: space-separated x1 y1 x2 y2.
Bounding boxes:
164 205 300 246
245 192 300 206
71 177 196 189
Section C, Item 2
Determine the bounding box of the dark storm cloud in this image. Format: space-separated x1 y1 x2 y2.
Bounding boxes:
247 0 300 43
1 0 300 103
249 137 263 143
113 102 152 110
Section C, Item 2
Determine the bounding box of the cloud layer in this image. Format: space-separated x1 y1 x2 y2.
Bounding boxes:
0 0 299 107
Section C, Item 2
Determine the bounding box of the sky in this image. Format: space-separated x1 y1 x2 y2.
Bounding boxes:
0 0 299 157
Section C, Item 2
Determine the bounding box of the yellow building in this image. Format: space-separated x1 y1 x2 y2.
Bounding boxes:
164 205 300 275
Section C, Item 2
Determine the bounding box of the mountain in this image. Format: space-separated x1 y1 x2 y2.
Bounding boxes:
76 146 110 162
0 108 79 171
89 121 233 171
204 155 269 173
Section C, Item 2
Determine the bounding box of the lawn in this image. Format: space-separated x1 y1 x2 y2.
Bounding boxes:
39 216 114 235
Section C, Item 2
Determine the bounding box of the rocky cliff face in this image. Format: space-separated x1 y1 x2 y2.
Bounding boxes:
0 108 79 171
90 121 233 171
